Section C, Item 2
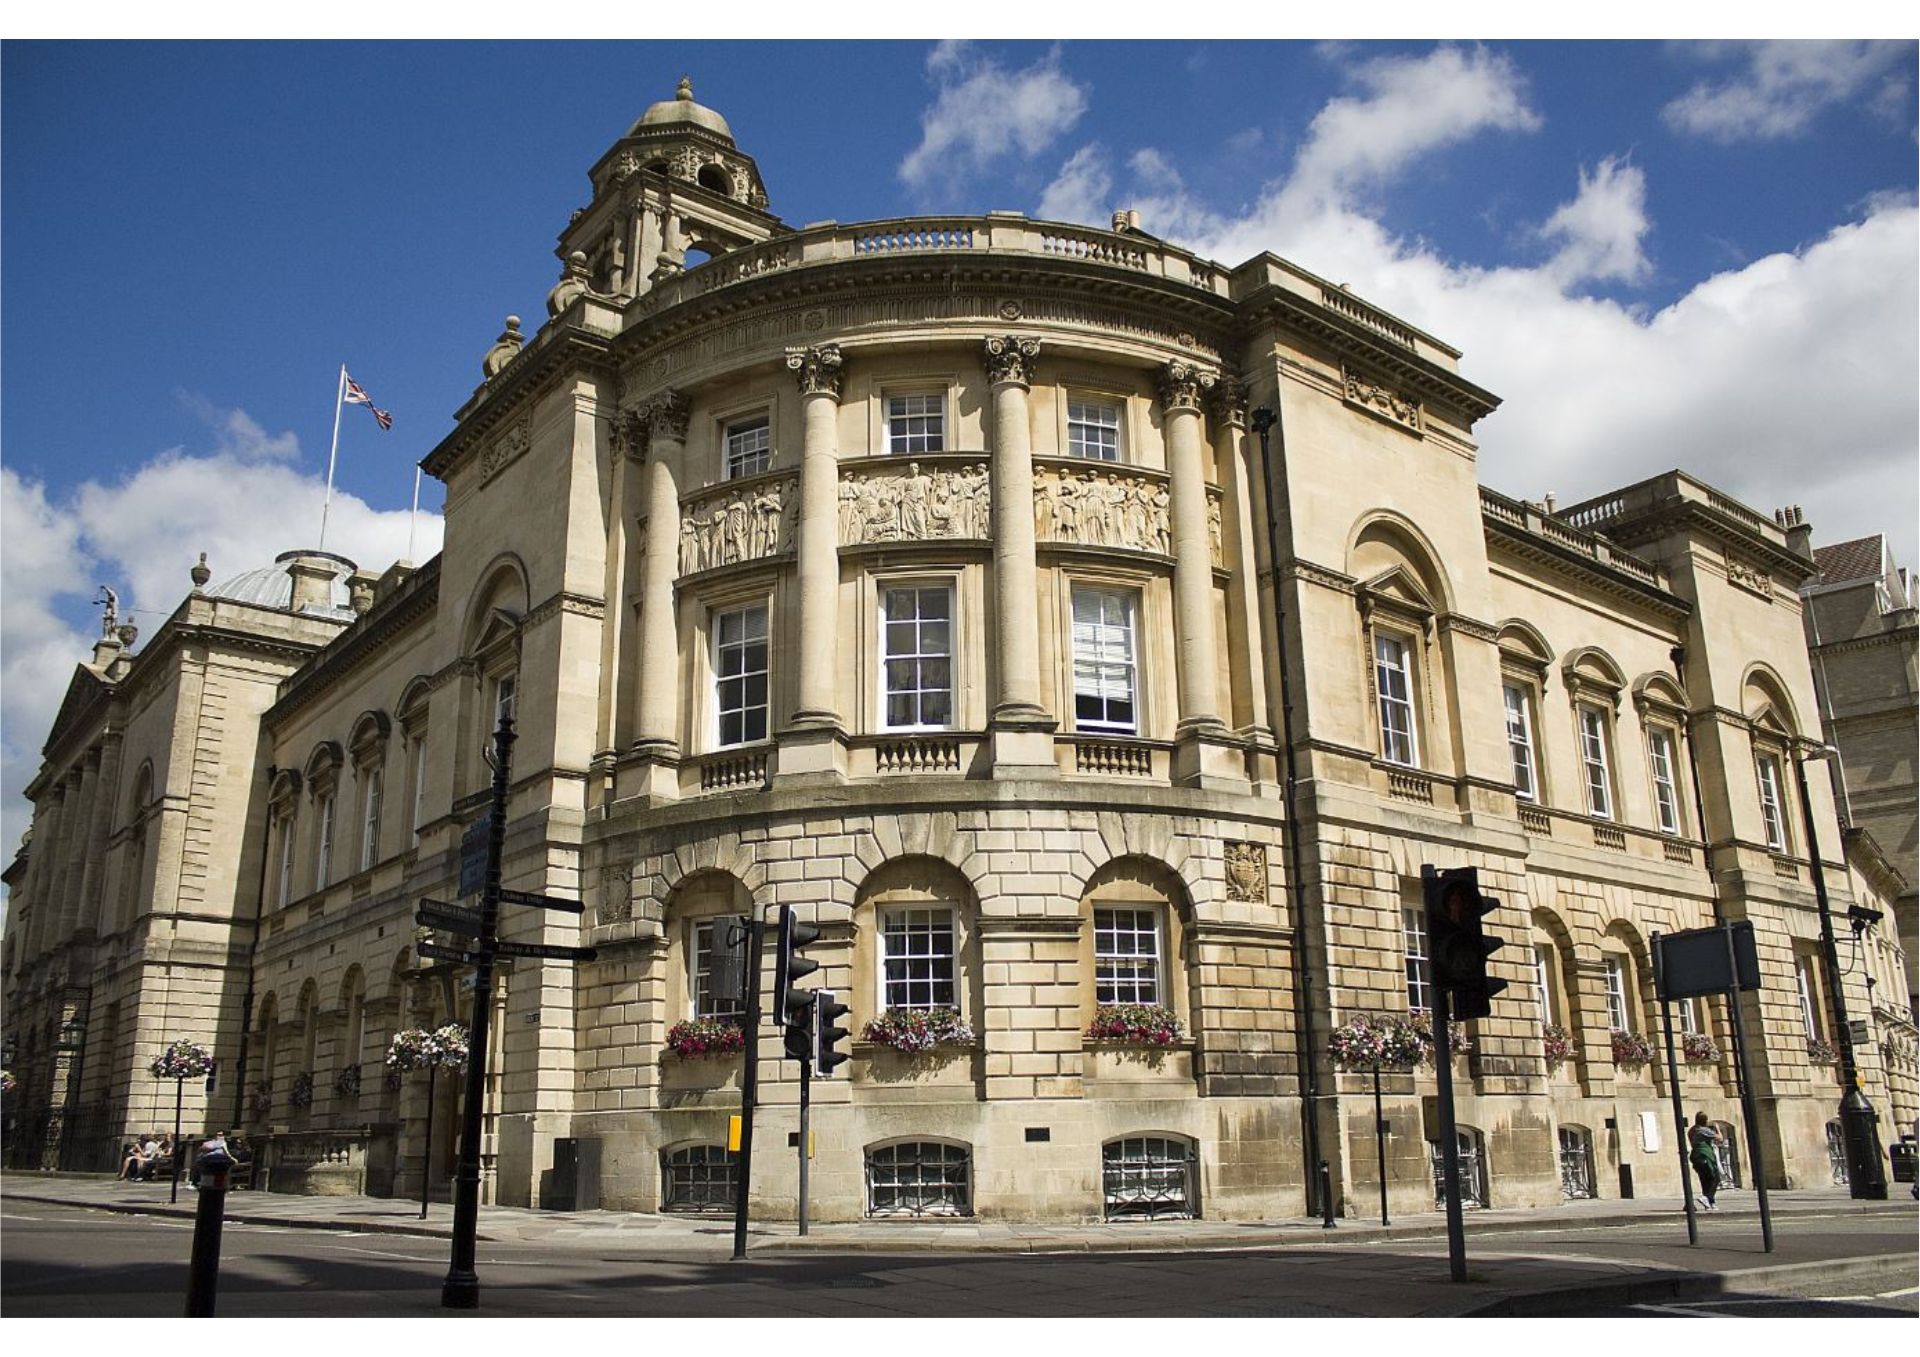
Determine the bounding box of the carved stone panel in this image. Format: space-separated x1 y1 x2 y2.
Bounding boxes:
839 459 991 545
1726 555 1772 600
680 477 797 574
1224 841 1268 902
1034 464 1172 556
479 417 532 483
597 865 632 927
1342 365 1422 434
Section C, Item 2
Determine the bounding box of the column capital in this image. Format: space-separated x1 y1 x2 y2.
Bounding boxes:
984 334 1042 388
1158 359 1217 413
1207 374 1248 428
786 344 846 400
637 389 691 445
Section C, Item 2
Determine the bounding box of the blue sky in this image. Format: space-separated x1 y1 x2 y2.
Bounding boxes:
3 37 1916 873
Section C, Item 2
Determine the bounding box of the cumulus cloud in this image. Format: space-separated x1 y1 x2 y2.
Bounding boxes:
1663 40 1913 142
1538 156 1653 287
1037 143 1113 225
899 42 1089 199
0 406 444 898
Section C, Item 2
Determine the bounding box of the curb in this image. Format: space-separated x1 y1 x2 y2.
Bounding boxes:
1465 1252 1920 1316
3 1191 464 1242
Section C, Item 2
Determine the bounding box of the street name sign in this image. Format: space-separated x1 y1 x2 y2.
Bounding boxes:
493 940 598 963
418 940 486 966
499 888 584 914
416 899 485 937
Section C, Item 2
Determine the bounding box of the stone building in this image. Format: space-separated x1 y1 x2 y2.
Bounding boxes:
6 80 1913 1216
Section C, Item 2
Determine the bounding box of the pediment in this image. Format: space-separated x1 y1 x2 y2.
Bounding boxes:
46 664 110 751
472 607 522 660
1360 565 1438 617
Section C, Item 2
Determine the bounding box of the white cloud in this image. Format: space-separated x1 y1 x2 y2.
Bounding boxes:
1663 40 1912 142
0 408 444 902
1539 156 1653 287
898 43 1089 199
1037 144 1112 226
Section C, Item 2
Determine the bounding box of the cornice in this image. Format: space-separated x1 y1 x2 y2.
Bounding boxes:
1483 516 1691 622
423 327 617 481
525 589 608 629
1603 500 1815 585
267 558 443 728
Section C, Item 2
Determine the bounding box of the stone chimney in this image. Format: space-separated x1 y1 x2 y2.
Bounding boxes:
281 551 350 613
1774 504 1813 561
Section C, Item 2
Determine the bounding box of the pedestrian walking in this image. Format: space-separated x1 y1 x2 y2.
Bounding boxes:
1688 1111 1723 1210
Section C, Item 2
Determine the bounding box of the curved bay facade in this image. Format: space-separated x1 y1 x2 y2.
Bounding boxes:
6 84 1914 1221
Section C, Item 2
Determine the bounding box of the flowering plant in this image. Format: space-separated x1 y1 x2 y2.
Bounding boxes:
1328 1013 1426 1070
0 1069 15 1094
862 1006 975 1054
334 1063 362 1097
1806 1036 1840 1065
666 1017 746 1059
1086 1004 1184 1047
1682 1032 1721 1066
386 1023 470 1072
248 1081 272 1119
1409 1008 1472 1058
1541 1022 1574 1065
1611 1028 1656 1068
290 1070 315 1110
149 1039 215 1080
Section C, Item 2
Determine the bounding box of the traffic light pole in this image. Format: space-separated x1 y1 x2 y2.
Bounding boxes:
1430 983 1467 1283
732 909 766 1261
1656 982 1699 1247
797 1052 812 1236
1722 922 1774 1252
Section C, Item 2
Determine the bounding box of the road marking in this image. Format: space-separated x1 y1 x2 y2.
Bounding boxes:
1 1212 47 1222
335 1246 440 1262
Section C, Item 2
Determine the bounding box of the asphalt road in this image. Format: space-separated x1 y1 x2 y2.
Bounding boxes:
2 1198 1913 1318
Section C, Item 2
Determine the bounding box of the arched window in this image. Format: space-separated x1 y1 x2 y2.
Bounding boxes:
1430 1126 1488 1209
665 872 752 1025
1562 649 1627 822
1079 857 1193 1034
854 859 979 1036
661 1144 738 1212
339 968 366 1098
865 1140 971 1217
695 164 733 197
1102 1134 1198 1220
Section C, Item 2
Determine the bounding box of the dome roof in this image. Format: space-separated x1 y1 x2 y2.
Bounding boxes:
629 76 733 142
205 550 357 620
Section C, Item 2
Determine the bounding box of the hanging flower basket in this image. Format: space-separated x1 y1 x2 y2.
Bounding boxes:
1541 1022 1574 1066
290 1070 315 1109
248 1081 272 1119
1611 1028 1656 1068
1328 1013 1426 1070
1806 1036 1840 1066
149 1039 215 1080
1682 1032 1721 1066
861 1006 975 1054
1086 1004 1184 1047
666 1017 746 1059
334 1063 362 1097
0 1069 16 1094
1409 1008 1472 1058
386 1023 470 1072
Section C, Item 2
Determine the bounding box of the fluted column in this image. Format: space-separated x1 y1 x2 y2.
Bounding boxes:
75 739 120 936
633 391 689 766
787 345 845 728
985 336 1057 773
1161 360 1223 732
1210 380 1274 750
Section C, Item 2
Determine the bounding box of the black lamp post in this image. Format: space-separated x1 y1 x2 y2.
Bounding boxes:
1792 744 1888 1199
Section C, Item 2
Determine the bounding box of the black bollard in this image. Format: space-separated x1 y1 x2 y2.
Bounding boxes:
1319 1160 1337 1229
186 1144 235 1317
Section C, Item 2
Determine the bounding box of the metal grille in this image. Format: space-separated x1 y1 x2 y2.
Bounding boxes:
866 1141 971 1217
1430 1132 1486 1209
1558 1127 1594 1200
661 1144 738 1213
1712 1123 1741 1188
1094 908 1161 1005
1826 1121 1848 1186
1102 1136 1196 1219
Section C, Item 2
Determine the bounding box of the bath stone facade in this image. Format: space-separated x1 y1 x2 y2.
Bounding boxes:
5 79 1912 1220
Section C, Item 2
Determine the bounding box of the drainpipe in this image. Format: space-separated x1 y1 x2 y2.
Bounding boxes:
230 766 277 1131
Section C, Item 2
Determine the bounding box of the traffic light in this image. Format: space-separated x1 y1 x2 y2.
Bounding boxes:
773 905 821 1024
1423 865 1508 1020
813 990 851 1075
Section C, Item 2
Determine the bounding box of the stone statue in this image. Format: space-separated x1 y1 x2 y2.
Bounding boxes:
96 586 119 636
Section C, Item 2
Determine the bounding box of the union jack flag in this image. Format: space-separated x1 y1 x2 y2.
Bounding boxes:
344 372 393 430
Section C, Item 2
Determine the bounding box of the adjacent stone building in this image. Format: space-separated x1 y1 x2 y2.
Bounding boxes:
6 80 1913 1217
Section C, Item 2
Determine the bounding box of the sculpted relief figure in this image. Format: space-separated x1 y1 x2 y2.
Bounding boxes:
680 479 795 574
1032 467 1173 555
838 461 991 545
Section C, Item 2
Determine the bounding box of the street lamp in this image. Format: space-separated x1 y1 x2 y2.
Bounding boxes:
1792 743 1888 1199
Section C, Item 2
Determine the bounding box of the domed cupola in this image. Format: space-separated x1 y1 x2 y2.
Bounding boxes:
560 76 781 303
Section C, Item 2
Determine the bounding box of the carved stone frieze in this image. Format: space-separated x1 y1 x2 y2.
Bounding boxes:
1034 465 1172 556
839 460 990 545
983 334 1041 387
786 343 845 400
1157 359 1217 413
1224 841 1269 902
680 477 797 574
1342 365 1422 433
479 417 532 482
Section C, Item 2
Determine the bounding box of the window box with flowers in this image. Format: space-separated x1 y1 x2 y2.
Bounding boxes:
1806 1036 1839 1066
1329 1013 1427 1072
334 1063 362 1099
149 1039 216 1081
1086 1003 1190 1080
1541 1022 1574 1069
248 1081 273 1121
1610 1028 1656 1070
1682 1032 1721 1067
1086 1004 1184 1047
661 1018 747 1094
1409 1009 1472 1068
290 1070 315 1111
856 1007 976 1086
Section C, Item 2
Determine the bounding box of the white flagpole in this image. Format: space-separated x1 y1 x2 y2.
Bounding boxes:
318 364 347 552
407 465 422 565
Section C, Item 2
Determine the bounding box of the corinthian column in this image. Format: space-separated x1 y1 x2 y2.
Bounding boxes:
787 345 844 729
1161 360 1223 732
1209 379 1274 753
632 390 689 769
984 336 1058 773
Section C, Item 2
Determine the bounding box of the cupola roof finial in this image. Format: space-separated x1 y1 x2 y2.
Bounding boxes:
677 75 693 101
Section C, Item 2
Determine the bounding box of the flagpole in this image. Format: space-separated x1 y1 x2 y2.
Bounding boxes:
407 466 422 565
319 364 347 552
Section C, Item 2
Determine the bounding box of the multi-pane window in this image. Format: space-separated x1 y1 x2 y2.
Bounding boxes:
493 673 517 729
886 393 944 454
1756 754 1788 852
1648 728 1682 835
880 908 957 1011
1578 707 1613 820
1102 1136 1196 1220
661 1145 738 1213
724 415 771 479
1676 997 1700 1035
1067 399 1121 461
1534 945 1555 1023
1374 633 1418 766
411 736 429 832
1796 957 1821 1039
358 765 383 873
1071 588 1137 733
1504 683 1538 800
314 792 335 892
692 920 746 1023
1094 907 1162 1006
1604 955 1629 1030
276 814 296 909
1402 906 1432 1012
867 1142 971 1217
713 605 770 747
881 586 954 729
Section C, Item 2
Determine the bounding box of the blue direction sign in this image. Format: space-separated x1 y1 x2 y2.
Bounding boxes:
458 819 490 898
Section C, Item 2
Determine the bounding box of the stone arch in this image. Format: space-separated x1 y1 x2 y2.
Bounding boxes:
129 759 155 817
852 855 981 1035
695 163 733 197
347 709 392 759
1077 855 1198 1035
302 741 345 784
1740 662 1801 736
1562 645 1628 702
660 869 755 1024
461 551 531 658
338 965 367 1075
1346 510 1456 615
1631 671 1688 712
1496 619 1554 669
